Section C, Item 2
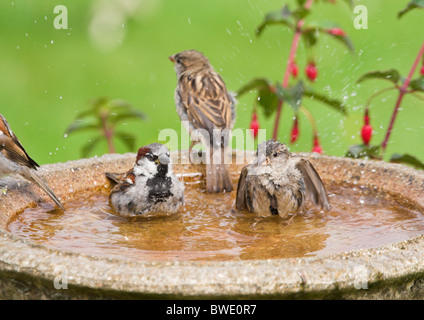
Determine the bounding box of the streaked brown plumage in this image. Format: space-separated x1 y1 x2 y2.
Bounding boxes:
236 140 330 218
169 50 236 193
0 113 65 210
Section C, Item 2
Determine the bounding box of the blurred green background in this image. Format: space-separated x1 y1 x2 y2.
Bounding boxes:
0 0 423 165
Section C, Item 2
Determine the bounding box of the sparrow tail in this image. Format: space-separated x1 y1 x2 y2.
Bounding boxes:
206 146 233 193
27 169 65 211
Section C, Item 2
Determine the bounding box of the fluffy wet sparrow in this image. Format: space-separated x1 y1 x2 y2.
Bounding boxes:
106 143 184 217
236 140 330 218
0 113 65 210
169 49 236 193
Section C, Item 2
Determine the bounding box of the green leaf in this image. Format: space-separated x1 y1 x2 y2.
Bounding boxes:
292 7 310 20
304 21 354 52
109 110 147 125
345 144 381 159
257 88 279 118
65 121 99 135
357 69 401 85
275 81 304 113
398 0 424 18
237 78 273 96
89 97 109 112
390 153 424 170
237 78 280 118
115 132 136 151
326 32 354 53
303 87 347 115
302 28 319 48
256 5 294 36
81 136 102 158
409 76 424 92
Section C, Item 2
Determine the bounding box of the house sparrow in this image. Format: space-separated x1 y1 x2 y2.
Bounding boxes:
0 113 65 210
236 140 330 218
169 49 236 193
105 143 184 217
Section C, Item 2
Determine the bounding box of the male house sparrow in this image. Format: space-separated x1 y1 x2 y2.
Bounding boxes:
105 143 184 217
169 49 236 193
236 140 330 218
0 113 64 210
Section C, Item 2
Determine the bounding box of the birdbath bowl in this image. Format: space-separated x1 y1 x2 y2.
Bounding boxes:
1 151 424 299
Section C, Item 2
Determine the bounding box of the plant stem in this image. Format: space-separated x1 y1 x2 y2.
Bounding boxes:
100 112 116 153
381 41 424 153
272 0 314 140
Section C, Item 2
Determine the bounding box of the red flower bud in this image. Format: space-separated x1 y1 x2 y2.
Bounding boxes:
290 61 298 78
305 63 318 82
328 28 346 36
250 111 259 139
420 65 424 76
361 124 372 146
312 135 323 154
290 118 299 143
361 109 372 145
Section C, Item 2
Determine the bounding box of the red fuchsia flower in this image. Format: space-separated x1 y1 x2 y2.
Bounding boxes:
250 111 260 139
312 135 323 154
290 118 299 143
305 63 318 82
328 28 346 36
361 109 373 145
290 61 298 78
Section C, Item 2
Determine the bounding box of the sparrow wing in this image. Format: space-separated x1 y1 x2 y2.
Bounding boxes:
106 169 135 193
180 72 233 134
296 158 331 211
235 164 251 211
0 114 39 169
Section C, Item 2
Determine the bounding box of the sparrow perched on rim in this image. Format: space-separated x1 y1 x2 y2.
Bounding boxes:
105 143 184 217
0 113 65 210
236 140 330 218
169 49 236 193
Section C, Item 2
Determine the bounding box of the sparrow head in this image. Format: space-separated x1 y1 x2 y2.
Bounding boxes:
169 49 211 76
254 139 289 167
134 143 171 177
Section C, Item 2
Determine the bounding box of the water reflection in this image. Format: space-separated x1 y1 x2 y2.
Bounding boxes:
7 184 424 262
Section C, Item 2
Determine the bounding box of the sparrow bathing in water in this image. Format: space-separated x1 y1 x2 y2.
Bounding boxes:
236 140 330 218
169 49 236 193
0 113 65 210
106 143 184 218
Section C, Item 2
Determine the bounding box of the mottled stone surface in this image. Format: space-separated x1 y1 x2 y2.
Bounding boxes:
1 152 424 299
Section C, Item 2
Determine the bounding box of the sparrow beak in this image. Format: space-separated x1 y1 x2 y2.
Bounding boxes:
168 55 176 63
157 154 170 165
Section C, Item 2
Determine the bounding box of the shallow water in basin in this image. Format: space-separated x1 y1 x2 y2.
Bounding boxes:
7 184 424 261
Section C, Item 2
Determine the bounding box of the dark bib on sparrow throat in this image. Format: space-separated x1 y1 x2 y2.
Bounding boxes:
146 164 173 203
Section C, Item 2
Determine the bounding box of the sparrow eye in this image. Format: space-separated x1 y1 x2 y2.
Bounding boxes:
176 57 182 64
145 153 154 161
273 152 278 158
